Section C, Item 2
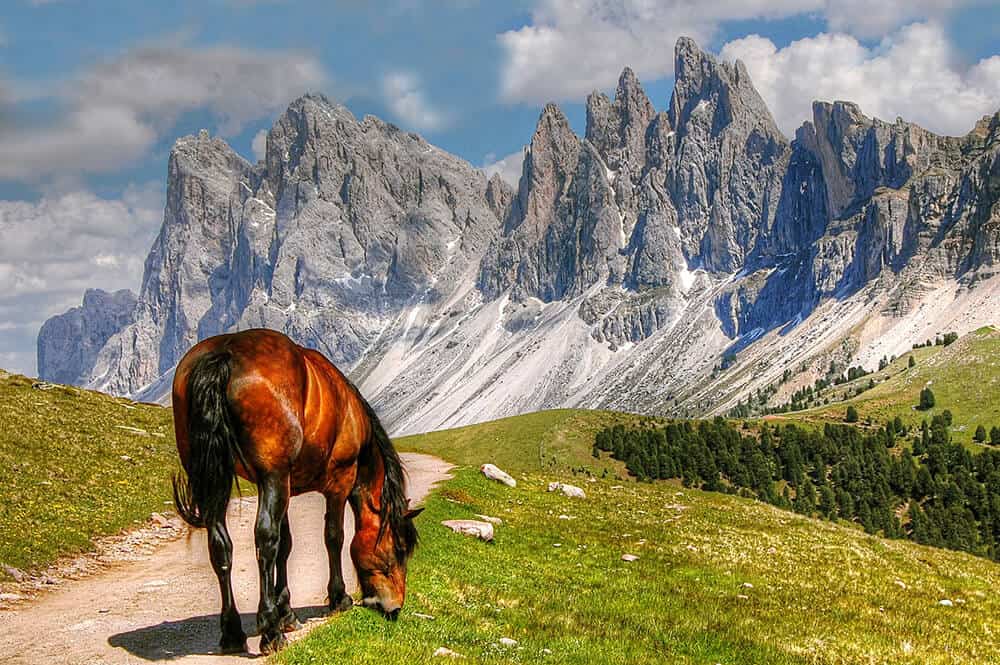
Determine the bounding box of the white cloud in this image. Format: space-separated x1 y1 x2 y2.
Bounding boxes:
720 22 1000 137
0 183 164 375
380 71 449 132
822 0 976 39
496 0 990 105
483 148 525 187
0 42 327 182
497 0 824 103
251 129 268 162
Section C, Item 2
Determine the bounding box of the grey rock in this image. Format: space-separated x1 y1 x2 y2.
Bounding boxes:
37 289 137 386
36 38 1000 437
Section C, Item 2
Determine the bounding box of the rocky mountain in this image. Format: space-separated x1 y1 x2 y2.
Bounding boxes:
38 37 1000 434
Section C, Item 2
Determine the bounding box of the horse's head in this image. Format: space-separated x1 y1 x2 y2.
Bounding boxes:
351 504 422 620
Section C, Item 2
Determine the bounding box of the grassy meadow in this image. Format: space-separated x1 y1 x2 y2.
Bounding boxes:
773 327 1000 448
0 371 176 573
277 464 1000 664
395 408 650 476
4 363 1000 663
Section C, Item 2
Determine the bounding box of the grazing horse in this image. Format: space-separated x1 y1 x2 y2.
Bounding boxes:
171 328 421 654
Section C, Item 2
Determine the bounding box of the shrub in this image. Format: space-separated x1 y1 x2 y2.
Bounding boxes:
919 387 936 410
975 425 987 443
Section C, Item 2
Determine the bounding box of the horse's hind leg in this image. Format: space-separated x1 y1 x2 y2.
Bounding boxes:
207 515 247 653
255 473 290 654
275 514 303 632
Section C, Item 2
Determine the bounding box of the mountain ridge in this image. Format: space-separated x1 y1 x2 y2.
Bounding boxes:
37 37 1000 434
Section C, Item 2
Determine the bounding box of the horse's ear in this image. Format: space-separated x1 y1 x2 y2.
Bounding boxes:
405 507 424 520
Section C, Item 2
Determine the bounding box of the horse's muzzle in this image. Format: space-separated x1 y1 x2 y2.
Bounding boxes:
385 608 400 622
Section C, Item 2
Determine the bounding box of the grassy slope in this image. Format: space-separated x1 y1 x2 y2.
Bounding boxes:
279 466 1000 665
396 409 654 477
772 327 1000 447
0 371 176 573
6 364 1000 663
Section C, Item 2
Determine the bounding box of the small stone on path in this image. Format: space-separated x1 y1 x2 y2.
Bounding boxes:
621 554 639 562
3 565 25 582
499 637 518 647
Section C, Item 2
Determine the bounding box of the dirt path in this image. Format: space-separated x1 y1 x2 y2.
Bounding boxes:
0 453 452 664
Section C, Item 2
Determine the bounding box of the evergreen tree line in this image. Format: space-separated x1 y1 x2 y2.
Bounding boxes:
594 416 1000 560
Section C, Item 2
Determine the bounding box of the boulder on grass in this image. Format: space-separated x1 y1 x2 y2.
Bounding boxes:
547 481 586 498
480 464 516 487
442 520 495 542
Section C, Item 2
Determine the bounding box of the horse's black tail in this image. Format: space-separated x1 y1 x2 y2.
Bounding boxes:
172 351 240 529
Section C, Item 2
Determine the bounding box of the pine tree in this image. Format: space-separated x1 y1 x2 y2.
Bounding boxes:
975 425 987 443
919 387 936 410
846 405 859 423
908 355 916 368
991 426 1000 446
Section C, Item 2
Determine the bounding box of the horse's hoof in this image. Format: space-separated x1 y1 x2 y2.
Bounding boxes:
219 635 248 654
260 632 288 655
280 615 304 633
328 594 353 614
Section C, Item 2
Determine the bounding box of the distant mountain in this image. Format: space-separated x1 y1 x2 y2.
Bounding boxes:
38 37 1000 435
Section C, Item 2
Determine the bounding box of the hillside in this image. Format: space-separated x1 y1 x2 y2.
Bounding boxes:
395 409 653 477
2 375 1000 662
0 371 176 574
772 327 1000 447
279 465 1000 664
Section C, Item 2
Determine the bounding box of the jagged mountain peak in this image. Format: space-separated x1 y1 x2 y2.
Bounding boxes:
38 38 1000 437
585 66 657 173
670 36 782 142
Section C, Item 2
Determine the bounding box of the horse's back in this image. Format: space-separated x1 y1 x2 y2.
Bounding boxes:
173 329 366 492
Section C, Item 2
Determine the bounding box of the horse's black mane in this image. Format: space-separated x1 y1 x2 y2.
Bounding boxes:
352 388 419 560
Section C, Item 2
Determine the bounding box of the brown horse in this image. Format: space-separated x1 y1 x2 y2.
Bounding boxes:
171 328 421 654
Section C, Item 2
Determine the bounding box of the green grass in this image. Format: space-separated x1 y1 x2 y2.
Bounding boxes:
774 327 1000 447
0 371 176 574
277 466 1000 664
396 409 654 476
7 365 1000 664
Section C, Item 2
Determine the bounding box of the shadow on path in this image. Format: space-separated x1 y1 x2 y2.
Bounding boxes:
107 606 329 660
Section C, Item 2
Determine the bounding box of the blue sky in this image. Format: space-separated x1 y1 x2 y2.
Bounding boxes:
2 0 1000 376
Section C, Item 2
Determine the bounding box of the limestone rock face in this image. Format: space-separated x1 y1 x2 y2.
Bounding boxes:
37 289 137 385
43 94 502 398
37 38 1000 435
668 37 789 273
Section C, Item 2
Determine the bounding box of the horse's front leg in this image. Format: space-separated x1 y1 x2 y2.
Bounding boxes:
275 514 303 632
255 473 290 654
324 490 353 613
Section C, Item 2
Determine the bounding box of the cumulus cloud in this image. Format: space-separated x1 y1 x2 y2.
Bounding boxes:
0 42 327 182
0 183 163 375
496 0 990 105
380 71 449 132
483 148 526 187
822 0 977 39
720 22 1000 137
497 0 825 103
